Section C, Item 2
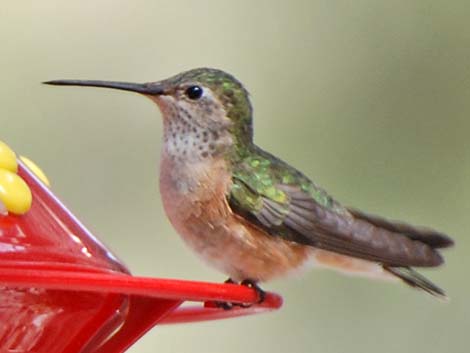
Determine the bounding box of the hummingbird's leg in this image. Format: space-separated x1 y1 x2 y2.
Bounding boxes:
213 278 265 310
239 279 266 306
216 280 265 309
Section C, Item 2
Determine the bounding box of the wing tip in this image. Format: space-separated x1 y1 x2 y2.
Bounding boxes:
434 234 455 249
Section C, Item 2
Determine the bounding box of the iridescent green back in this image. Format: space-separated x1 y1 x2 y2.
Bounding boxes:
231 145 347 216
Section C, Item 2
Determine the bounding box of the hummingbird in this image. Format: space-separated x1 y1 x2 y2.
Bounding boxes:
45 68 454 300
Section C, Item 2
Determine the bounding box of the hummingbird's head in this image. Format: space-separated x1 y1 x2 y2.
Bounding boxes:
44 68 254 158
149 68 254 149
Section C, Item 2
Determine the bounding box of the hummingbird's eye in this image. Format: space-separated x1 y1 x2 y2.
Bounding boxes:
185 85 203 100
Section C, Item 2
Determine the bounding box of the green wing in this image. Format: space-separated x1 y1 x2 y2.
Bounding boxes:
229 146 450 267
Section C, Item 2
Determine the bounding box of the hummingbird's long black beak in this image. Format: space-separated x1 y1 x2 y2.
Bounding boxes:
43 79 165 95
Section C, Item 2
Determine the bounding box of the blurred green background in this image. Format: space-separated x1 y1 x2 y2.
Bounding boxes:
1 1 469 352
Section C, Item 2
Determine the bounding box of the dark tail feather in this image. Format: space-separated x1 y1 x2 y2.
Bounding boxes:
384 266 447 299
348 208 454 249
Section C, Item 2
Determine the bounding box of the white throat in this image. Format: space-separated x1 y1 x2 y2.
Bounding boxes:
158 96 233 164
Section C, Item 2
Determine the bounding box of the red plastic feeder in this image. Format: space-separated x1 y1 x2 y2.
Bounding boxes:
0 159 282 353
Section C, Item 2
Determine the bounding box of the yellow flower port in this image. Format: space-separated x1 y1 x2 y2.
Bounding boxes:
0 140 50 215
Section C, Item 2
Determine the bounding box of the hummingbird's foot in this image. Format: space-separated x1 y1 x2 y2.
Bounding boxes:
213 278 265 310
215 301 235 310
240 279 266 306
224 278 236 284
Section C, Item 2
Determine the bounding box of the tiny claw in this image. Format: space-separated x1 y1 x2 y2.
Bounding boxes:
240 279 266 305
211 278 266 310
214 301 235 311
